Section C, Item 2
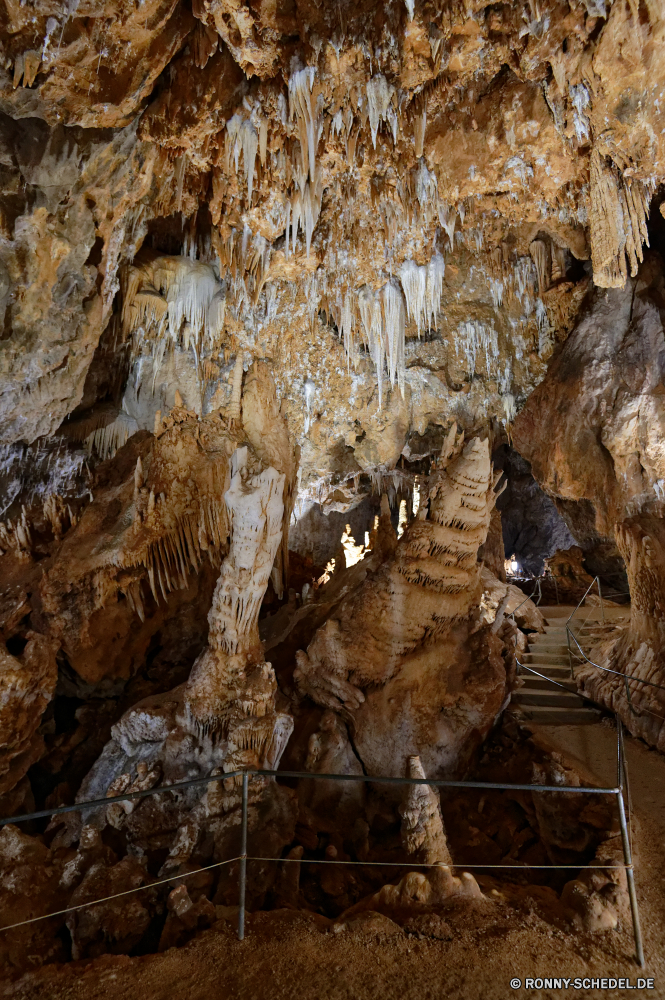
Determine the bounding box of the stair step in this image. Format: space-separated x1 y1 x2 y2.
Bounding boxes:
519 666 573 680
522 653 571 665
512 688 584 707
519 676 576 691
526 643 570 655
514 705 602 725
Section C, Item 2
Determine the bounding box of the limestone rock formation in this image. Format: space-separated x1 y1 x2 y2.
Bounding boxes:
0 632 57 796
514 257 665 746
337 864 485 927
295 432 515 777
8 0 665 492
3 0 665 979
39 408 234 686
50 364 299 896
0 824 68 975
399 755 452 866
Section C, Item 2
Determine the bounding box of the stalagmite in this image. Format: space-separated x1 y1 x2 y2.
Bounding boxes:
294 432 510 777
399 755 452 865
5 0 665 979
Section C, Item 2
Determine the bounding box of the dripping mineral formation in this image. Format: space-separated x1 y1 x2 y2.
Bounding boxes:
1 0 665 990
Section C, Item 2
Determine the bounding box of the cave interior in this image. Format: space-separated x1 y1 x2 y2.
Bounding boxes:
1 0 665 991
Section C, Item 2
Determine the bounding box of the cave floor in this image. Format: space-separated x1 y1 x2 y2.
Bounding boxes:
6 720 665 1000
2 895 660 1000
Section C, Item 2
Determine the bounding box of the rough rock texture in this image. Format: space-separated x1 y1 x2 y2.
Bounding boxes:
7 0 665 488
295 433 515 777
0 119 164 444
0 631 57 796
514 256 665 745
1 0 665 979
38 409 233 686
55 365 299 878
495 446 575 577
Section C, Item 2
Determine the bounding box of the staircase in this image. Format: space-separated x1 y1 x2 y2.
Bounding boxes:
511 604 630 725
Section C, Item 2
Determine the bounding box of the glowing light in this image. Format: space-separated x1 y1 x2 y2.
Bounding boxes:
397 499 408 538
341 524 365 567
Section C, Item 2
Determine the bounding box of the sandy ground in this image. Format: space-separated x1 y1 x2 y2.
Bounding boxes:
4 719 665 1000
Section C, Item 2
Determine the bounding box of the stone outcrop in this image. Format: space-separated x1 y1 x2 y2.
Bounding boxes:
295 432 516 777
0 632 57 797
2 0 665 979
51 364 299 895
514 256 665 747
6 0 665 494
40 407 235 686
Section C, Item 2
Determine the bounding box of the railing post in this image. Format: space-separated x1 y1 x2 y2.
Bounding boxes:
616 788 644 968
619 721 631 822
238 770 249 941
598 576 604 624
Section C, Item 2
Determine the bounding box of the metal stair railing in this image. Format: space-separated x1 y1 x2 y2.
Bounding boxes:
566 628 665 720
509 576 543 623
563 578 665 720
511 648 641 965
567 574 606 629
512 589 644 967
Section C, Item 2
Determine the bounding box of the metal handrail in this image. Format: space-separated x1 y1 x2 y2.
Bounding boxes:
565 574 605 679
512 621 643 965
509 576 543 621
0 757 645 966
566 626 665 721
547 568 560 606
515 657 605 709
567 574 605 627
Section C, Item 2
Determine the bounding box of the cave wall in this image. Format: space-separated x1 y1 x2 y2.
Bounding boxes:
514 253 665 746
2 0 665 975
495 445 575 577
495 444 628 590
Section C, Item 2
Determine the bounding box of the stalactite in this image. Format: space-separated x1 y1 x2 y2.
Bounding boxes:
366 75 395 148
228 353 244 423
456 320 499 376
288 67 318 185
589 139 652 288
529 239 550 295
85 413 139 462
399 253 445 336
414 109 426 159
122 254 226 355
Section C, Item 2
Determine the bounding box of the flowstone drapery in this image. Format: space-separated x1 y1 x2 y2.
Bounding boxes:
53 365 299 883
295 431 515 777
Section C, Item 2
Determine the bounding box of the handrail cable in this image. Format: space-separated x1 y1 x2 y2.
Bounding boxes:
0 598 646 964
512 598 644 965
566 627 665 723
0 764 635 955
509 577 543 621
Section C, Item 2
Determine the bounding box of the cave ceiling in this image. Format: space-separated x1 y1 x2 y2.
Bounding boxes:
5 4 665 979
2 0 664 504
